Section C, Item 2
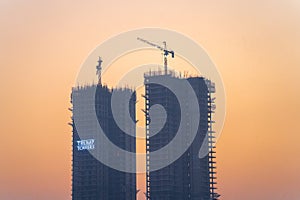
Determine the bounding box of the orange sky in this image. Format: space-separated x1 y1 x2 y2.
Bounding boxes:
1 0 300 199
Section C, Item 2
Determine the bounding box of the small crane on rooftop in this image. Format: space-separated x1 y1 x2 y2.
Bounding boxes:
137 37 174 75
96 56 103 85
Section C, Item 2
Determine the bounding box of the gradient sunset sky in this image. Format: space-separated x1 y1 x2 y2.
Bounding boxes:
1 0 300 200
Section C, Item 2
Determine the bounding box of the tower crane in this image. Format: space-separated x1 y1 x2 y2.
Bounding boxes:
137 37 174 75
96 56 103 85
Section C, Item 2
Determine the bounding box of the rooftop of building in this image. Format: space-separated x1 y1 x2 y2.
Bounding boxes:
72 83 135 93
144 69 215 93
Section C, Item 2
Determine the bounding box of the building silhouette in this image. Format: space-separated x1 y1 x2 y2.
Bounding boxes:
144 70 218 200
71 85 136 200
70 68 218 200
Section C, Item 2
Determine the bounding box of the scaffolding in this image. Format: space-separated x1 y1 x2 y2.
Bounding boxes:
206 80 220 200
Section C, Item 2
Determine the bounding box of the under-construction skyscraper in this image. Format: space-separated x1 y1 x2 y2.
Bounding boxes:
144 70 218 200
71 84 136 200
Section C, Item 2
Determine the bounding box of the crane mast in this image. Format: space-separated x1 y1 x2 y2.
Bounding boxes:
137 37 174 75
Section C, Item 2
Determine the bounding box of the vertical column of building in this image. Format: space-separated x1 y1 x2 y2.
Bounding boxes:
69 96 74 200
207 80 219 200
145 77 151 200
72 85 102 200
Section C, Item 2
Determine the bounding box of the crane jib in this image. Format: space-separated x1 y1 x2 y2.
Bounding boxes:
137 37 175 75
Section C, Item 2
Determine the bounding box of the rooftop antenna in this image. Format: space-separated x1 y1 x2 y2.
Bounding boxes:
96 57 103 85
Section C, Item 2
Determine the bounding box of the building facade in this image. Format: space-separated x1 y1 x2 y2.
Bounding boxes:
71 85 136 200
144 70 218 200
